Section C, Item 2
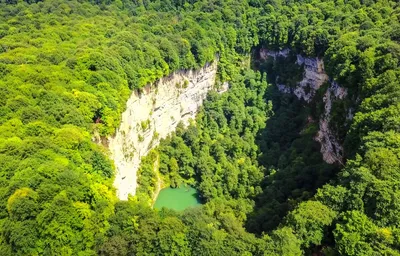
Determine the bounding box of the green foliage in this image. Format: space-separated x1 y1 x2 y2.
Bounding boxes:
140 119 150 131
334 211 400 256
136 150 158 203
156 69 271 204
251 1 400 254
0 0 262 254
285 201 336 248
247 90 338 233
0 0 399 254
262 227 302 256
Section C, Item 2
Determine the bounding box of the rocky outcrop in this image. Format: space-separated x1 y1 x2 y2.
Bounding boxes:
260 48 348 164
260 48 290 59
293 55 329 102
218 82 230 94
315 81 347 164
108 62 218 200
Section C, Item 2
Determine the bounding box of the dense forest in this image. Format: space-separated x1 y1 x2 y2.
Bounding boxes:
0 0 399 255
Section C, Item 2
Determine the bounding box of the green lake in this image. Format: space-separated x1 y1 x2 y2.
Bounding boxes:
154 185 201 211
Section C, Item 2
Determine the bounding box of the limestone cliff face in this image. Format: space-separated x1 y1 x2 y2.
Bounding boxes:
293 55 329 102
109 62 218 200
260 48 290 59
315 81 347 164
260 48 348 164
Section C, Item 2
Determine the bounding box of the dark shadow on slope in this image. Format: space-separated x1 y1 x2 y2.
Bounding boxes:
245 51 340 234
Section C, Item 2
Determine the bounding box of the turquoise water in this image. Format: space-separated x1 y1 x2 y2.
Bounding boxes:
154 185 201 211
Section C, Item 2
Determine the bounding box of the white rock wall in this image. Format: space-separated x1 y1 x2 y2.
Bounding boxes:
260 48 290 59
315 81 347 164
109 62 218 200
293 55 329 102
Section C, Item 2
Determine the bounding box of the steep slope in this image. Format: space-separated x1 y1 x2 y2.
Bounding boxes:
260 48 348 164
0 0 399 255
108 62 217 200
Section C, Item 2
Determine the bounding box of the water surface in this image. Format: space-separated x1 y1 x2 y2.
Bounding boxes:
154 185 201 211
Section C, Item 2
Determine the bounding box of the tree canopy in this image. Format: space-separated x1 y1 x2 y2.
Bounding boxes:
0 0 399 255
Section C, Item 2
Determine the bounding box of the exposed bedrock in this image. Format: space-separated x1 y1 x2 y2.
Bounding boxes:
108 62 218 200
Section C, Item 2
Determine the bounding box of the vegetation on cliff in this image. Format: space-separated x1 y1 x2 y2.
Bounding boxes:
0 0 399 255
